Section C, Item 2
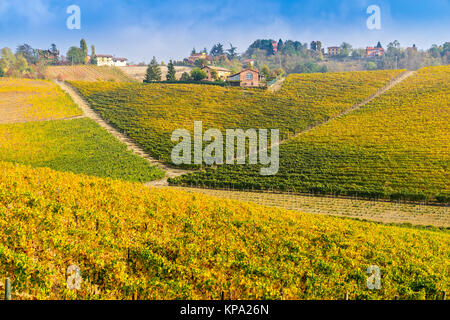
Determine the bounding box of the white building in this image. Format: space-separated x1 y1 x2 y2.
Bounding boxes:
95 55 128 67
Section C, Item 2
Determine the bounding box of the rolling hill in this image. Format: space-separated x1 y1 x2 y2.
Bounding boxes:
173 66 450 202
0 161 448 300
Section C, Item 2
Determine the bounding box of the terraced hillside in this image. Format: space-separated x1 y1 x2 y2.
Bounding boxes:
0 78 164 182
0 78 82 123
44 65 132 82
0 161 448 300
70 70 402 164
173 66 450 202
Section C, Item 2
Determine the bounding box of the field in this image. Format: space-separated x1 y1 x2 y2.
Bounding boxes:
173 66 450 202
70 70 402 163
119 65 193 82
44 65 133 82
0 118 164 182
0 78 82 123
0 161 448 300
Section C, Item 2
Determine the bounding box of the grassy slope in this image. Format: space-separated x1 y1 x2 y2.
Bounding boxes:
0 118 164 182
0 161 448 300
173 66 450 202
69 70 402 163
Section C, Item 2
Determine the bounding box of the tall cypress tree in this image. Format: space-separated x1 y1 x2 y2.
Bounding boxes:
144 56 161 82
80 39 88 64
167 60 176 81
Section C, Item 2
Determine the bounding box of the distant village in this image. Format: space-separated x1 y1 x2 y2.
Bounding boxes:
1 38 447 82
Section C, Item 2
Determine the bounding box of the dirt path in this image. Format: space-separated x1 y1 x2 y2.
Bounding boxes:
267 77 285 92
55 81 189 184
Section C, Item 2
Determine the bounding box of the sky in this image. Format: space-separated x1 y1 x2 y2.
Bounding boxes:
0 0 449 63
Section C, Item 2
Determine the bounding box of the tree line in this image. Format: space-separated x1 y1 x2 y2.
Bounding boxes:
0 38 97 78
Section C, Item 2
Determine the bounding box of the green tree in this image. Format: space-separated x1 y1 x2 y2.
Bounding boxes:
66 47 85 65
210 69 218 81
90 45 96 64
0 66 4 77
190 68 207 81
194 58 208 68
144 56 162 82
14 54 30 75
80 39 88 62
16 44 39 64
226 43 237 60
49 44 59 65
167 60 176 81
366 61 378 70
180 72 191 81
261 64 271 80
210 43 224 57
1 47 17 69
340 42 352 57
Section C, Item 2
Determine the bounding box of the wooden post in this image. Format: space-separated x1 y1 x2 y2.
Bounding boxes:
442 291 447 300
221 291 224 300
394 295 399 300
344 291 349 300
5 278 11 300
280 282 284 300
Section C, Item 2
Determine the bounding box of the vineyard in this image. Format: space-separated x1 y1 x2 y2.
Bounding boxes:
172 66 450 203
0 78 82 123
44 65 133 82
69 70 402 164
176 187 450 227
0 118 164 182
0 161 448 300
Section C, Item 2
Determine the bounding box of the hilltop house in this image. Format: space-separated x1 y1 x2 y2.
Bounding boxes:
366 46 385 57
227 68 262 87
95 54 128 67
201 66 232 81
327 46 341 56
185 52 213 64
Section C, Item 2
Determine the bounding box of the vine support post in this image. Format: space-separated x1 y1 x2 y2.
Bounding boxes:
5 278 11 300
280 282 284 300
344 291 349 300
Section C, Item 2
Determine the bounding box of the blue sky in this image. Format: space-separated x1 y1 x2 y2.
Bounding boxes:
0 0 449 62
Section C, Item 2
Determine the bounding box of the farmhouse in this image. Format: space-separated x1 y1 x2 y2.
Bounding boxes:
95 55 128 67
201 66 232 81
327 46 341 56
227 68 262 87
